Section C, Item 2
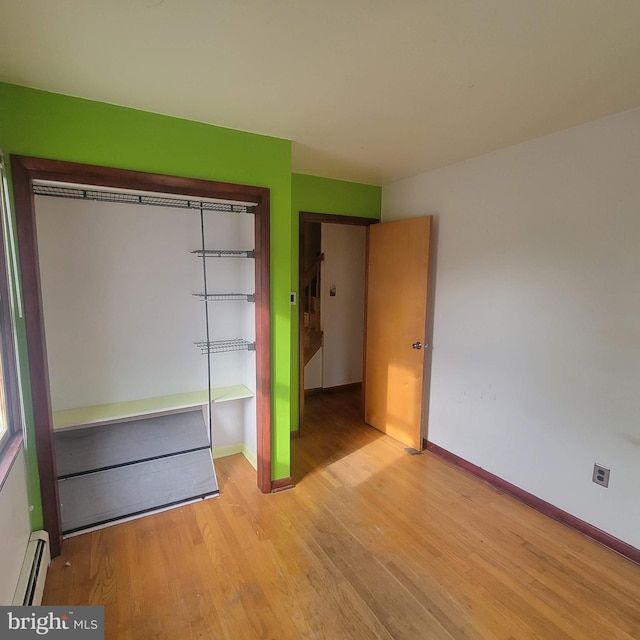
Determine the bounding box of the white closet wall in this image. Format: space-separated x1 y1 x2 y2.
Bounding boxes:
36 197 206 410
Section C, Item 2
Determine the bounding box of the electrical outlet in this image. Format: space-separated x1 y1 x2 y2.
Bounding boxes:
592 463 610 488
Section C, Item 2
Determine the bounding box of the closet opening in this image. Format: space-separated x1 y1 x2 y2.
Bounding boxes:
11 156 271 557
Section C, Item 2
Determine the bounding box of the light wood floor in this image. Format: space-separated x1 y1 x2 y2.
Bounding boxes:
43 388 640 639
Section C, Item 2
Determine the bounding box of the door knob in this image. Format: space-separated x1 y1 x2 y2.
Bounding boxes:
412 341 422 350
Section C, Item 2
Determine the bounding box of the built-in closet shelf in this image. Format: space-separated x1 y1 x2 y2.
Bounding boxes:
191 249 254 258
52 385 255 431
209 384 254 403
193 292 255 302
195 338 256 354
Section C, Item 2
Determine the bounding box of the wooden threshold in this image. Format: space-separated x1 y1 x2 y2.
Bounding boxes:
305 382 362 396
270 476 295 493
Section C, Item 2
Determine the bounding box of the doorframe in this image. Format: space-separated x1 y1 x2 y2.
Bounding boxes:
11 155 272 556
298 211 378 431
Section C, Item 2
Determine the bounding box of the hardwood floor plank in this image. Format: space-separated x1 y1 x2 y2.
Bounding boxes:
43 387 640 639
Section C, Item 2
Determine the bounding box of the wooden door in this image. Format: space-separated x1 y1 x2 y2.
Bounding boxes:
364 216 432 450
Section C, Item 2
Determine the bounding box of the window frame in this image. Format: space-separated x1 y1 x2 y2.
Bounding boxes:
0 153 24 490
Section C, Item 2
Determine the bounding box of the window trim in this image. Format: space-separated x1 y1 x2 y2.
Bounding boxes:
0 154 24 490
0 433 24 491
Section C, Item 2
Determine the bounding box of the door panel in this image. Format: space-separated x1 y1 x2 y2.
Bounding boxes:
364 216 432 450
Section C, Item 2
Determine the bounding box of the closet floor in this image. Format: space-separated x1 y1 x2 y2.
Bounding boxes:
55 409 219 534
59 449 219 534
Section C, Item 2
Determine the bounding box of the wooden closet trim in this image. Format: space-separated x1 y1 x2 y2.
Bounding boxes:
11 156 272 556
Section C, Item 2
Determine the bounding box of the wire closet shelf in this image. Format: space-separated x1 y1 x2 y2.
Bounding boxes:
191 249 255 258
33 182 259 364
32 183 257 215
194 339 256 355
193 293 255 302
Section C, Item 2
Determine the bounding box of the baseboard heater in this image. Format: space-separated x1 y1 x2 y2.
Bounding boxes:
12 531 50 606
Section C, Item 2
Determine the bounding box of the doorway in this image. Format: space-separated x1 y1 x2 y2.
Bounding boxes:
298 213 435 480
298 212 377 430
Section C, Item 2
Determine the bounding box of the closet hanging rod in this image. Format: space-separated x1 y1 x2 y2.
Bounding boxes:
32 183 256 214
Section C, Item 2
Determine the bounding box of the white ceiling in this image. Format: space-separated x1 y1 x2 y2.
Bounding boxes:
1 0 640 185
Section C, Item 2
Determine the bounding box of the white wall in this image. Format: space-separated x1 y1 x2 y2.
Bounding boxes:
383 107 640 548
0 449 31 604
321 224 367 388
304 348 323 390
36 198 207 409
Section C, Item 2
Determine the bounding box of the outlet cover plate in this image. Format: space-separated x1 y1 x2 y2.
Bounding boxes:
592 463 610 488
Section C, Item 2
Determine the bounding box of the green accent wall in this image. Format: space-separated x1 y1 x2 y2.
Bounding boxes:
290 173 382 430
0 82 293 526
292 174 382 218
0 82 382 529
